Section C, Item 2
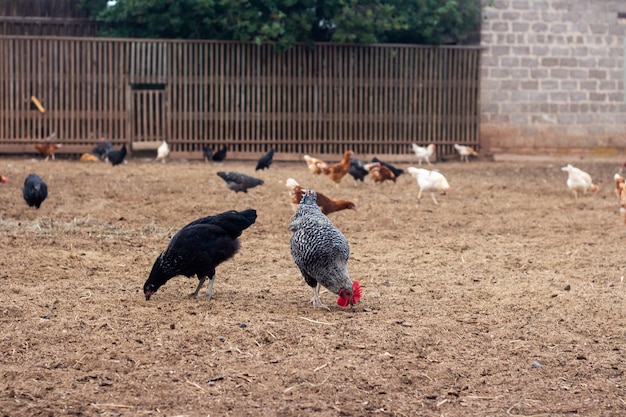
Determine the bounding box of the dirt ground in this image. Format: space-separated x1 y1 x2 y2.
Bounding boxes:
0 153 624 417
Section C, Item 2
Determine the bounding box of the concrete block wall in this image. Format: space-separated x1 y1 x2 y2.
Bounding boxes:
481 0 626 156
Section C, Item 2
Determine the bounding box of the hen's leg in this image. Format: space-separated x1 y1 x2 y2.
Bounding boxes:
417 188 423 203
430 192 439 205
311 284 330 311
205 277 216 300
189 276 207 298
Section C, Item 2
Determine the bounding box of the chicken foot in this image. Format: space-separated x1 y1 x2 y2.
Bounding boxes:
189 276 207 298
189 276 216 300
311 283 330 311
417 188 439 205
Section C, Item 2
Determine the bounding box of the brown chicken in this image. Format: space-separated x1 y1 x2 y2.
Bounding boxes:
364 162 396 184
286 178 356 215
303 154 327 175
322 150 354 186
34 143 62 161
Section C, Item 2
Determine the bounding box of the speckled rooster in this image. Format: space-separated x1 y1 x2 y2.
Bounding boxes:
289 190 361 310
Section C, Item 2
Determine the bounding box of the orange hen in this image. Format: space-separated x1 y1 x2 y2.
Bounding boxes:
34 143 62 161
286 178 356 215
322 150 354 186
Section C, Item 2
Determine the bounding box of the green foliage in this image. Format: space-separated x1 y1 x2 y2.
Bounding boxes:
381 0 484 45
82 0 484 48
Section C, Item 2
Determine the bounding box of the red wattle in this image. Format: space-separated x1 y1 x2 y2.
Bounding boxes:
336 281 362 307
337 296 349 307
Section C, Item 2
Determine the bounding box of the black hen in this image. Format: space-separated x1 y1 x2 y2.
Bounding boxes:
349 158 369 185
212 146 228 162
107 144 127 166
23 174 48 209
371 157 403 177
143 209 257 301
255 148 275 171
202 145 214 162
217 171 264 193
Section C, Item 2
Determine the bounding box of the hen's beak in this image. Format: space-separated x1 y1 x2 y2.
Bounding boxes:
144 290 154 301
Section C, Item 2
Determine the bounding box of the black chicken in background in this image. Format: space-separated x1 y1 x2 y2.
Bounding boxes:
212 146 228 162
23 174 48 209
217 171 264 193
255 148 275 171
107 144 127 166
143 209 257 301
348 158 369 186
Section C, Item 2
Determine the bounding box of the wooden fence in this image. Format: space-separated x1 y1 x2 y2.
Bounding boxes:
0 36 481 160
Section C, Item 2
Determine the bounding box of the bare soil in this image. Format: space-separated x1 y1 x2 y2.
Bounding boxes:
0 155 624 417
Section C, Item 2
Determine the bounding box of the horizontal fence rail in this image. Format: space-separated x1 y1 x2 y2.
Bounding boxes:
0 36 481 160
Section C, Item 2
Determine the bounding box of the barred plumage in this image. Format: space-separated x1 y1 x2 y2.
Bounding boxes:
289 190 360 309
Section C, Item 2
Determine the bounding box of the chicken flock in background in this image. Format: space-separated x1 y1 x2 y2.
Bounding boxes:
454 144 479 162
289 190 361 310
411 143 435 165
10 134 626 312
286 178 356 215
23 173 48 209
217 171 264 193
407 167 450 205
143 209 257 301
561 164 598 199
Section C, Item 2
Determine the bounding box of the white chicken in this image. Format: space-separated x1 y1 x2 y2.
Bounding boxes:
454 144 478 162
156 140 170 163
561 164 598 199
411 143 435 165
407 167 450 205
